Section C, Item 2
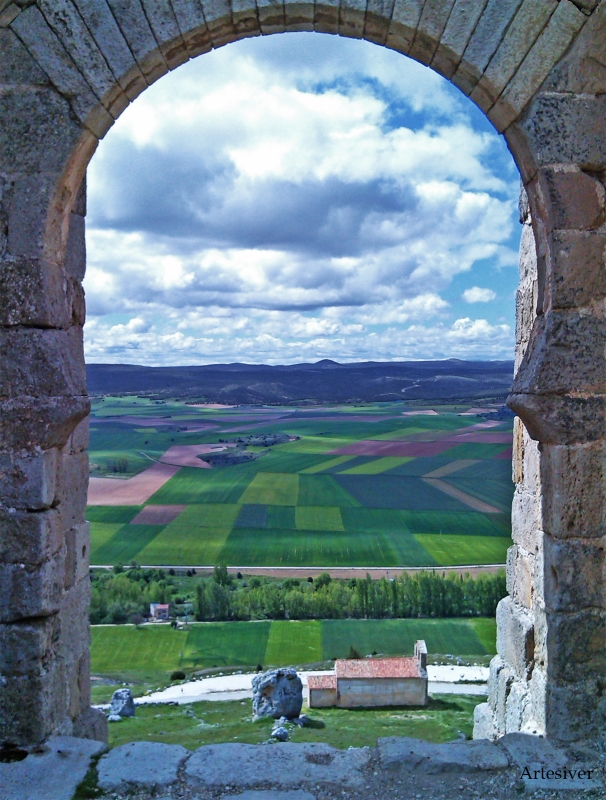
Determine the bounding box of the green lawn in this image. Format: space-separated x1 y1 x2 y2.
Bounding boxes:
106 695 486 751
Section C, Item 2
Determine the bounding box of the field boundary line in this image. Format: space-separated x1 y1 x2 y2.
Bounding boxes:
422 477 502 514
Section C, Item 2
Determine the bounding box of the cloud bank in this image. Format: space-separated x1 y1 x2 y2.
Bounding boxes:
84 33 520 366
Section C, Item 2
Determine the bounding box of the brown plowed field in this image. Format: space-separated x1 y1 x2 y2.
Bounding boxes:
129 505 186 525
87 462 180 505
158 444 230 468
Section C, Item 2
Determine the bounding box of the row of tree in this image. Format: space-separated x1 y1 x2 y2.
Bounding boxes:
195 566 506 622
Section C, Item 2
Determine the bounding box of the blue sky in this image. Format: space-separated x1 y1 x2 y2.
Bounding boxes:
84 32 520 366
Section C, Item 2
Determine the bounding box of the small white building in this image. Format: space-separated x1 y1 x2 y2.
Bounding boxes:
308 639 428 708
149 603 170 621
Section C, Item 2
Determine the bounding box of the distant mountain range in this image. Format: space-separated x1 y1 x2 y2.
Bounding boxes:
87 359 514 404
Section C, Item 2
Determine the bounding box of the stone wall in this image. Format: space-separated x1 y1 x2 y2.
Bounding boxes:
0 0 605 747
337 678 428 708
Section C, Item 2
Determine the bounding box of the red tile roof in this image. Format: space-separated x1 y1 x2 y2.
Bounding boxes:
308 674 337 690
335 657 421 679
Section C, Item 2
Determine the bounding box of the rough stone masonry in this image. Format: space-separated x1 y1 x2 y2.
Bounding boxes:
0 0 605 751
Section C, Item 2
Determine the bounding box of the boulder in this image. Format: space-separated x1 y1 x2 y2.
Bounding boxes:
252 669 303 720
110 688 135 718
271 726 290 742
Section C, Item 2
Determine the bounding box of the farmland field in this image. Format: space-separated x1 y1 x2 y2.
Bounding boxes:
90 617 497 680
87 398 513 567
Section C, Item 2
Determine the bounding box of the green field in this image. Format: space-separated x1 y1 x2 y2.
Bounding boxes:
90 617 496 681
106 695 485 751
88 399 513 567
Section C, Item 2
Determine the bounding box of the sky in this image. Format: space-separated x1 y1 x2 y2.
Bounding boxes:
84 32 521 366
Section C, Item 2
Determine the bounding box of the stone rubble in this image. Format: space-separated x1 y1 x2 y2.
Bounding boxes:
110 688 136 718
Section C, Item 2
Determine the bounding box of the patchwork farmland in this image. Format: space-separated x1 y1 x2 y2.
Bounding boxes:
88 398 513 568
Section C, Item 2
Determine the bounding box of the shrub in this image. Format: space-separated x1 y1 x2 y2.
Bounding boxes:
170 670 186 681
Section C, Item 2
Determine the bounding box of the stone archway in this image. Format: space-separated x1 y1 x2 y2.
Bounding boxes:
1 0 605 747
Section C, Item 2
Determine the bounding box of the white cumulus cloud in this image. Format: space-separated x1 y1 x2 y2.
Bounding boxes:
462 287 498 303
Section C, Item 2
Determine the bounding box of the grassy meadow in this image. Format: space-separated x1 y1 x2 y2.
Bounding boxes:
88 398 513 568
105 695 486 751
91 617 497 684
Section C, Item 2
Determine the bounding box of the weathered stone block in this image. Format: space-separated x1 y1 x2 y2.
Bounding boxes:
0 554 66 622
453 0 523 96
200 0 236 45
72 706 108 743
546 608 606 682
66 416 90 455
544 533 606 611
548 230 606 309
70 0 142 88
0 257 71 328
0 448 58 510
364 0 395 44
65 211 86 281
0 396 90 452
432 0 487 79
508 391 606 445
0 506 62 566
0 327 86 398
282 0 314 32
487 654 507 713
504 678 531 734
0 617 58 676
0 27 48 84
314 0 339 33
545 677 606 741
7 174 54 260
542 1 606 94
37 0 121 103
488 1 586 132
258 0 286 33
507 545 534 609
140 0 189 69
512 310 606 396
472 702 498 741
520 92 606 170
537 166 605 233
338 0 365 37
55 449 89 529
64 521 91 589
385 0 423 55
98 741 190 792
496 597 534 679
472 0 557 111
232 0 262 38
0 669 66 745
408 0 455 66
511 486 542 551
11 6 113 137
541 441 606 538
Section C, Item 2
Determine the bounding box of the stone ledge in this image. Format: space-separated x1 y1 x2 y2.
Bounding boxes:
0 735 106 800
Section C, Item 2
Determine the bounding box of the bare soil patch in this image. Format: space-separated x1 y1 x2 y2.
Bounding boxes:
129 505 186 525
87 463 180 505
